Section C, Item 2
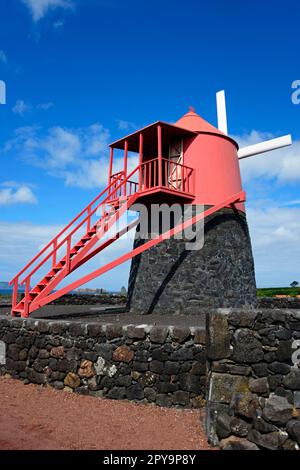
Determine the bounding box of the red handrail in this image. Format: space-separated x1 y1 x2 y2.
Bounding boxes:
19 165 142 285
9 173 124 286
9 172 124 285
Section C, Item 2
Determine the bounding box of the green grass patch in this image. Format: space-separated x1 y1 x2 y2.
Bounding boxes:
257 287 300 298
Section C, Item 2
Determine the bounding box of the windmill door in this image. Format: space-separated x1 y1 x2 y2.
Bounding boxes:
168 139 183 191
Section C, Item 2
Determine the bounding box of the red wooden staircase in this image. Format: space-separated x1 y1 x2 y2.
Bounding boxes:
9 153 245 318
9 169 139 318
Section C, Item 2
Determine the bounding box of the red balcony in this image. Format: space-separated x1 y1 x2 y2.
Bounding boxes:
108 121 197 204
108 156 195 203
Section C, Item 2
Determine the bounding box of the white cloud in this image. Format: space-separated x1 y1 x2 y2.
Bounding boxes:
236 130 300 184
12 100 32 116
37 101 54 110
0 50 7 64
0 221 62 282
0 219 133 291
0 182 37 205
116 119 139 131
3 123 138 190
12 100 53 116
53 20 64 28
247 206 300 287
22 0 74 22
235 130 300 286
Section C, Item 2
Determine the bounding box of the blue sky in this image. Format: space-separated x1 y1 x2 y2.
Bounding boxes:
0 0 299 290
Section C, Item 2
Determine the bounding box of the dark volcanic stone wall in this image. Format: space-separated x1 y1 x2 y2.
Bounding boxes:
206 308 300 450
258 297 300 310
0 317 206 408
51 294 126 305
128 208 257 315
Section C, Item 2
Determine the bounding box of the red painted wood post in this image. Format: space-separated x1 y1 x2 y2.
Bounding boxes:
87 206 91 231
66 236 71 273
52 239 57 268
124 140 128 196
139 133 143 190
108 147 114 187
12 279 18 310
157 125 162 187
23 278 30 318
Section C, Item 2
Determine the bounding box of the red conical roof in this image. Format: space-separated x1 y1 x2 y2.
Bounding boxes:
175 107 225 136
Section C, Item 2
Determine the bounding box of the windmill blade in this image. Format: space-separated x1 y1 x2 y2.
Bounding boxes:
216 90 228 135
238 134 292 160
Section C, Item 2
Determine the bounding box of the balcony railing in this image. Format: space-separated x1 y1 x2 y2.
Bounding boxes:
140 157 194 194
109 157 194 199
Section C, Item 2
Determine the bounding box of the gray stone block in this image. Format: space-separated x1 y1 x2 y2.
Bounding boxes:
232 329 263 363
209 373 249 404
283 368 300 390
206 310 230 360
230 392 261 419
149 327 168 344
262 395 293 424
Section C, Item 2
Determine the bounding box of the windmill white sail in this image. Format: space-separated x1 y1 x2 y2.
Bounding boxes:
216 90 228 135
216 90 292 159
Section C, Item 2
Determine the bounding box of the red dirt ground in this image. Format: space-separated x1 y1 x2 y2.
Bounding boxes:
0 377 212 450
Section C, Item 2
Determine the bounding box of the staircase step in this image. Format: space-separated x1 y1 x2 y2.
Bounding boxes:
29 292 39 300
31 286 43 294
57 260 66 267
75 242 84 247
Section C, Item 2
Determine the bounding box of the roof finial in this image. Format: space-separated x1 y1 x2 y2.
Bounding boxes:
189 105 196 113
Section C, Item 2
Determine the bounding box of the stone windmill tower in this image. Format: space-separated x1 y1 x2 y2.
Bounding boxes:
10 92 291 318
126 92 292 314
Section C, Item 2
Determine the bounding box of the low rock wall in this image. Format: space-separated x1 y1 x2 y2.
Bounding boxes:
0 316 206 408
206 309 300 450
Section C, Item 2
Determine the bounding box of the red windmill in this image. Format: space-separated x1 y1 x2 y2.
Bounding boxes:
10 91 292 317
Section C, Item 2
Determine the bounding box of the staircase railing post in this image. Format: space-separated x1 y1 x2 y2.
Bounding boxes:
23 278 30 318
87 206 91 232
108 147 114 187
12 278 18 312
52 239 57 268
66 236 71 273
